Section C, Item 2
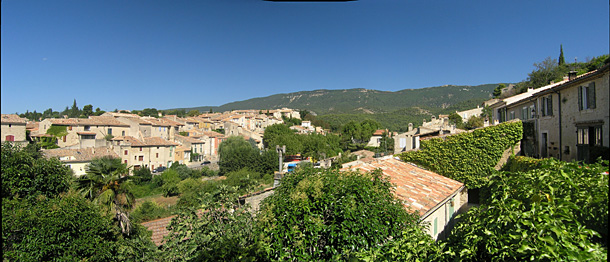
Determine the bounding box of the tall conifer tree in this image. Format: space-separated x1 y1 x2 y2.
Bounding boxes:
558 44 565 65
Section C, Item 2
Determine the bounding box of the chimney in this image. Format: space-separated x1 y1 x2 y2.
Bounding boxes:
568 71 577 80
408 123 413 132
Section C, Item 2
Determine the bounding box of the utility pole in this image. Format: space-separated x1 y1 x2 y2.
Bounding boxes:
276 145 286 173
274 145 286 187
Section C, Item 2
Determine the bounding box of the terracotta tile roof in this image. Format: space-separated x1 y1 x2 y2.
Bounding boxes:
142 137 179 146
49 117 129 127
26 121 39 130
351 150 375 159
160 117 184 126
82 116 130 127
341 157 463 217
176 146 191 152
202 131 224 138
373 129 387 136
112 136 146 146
1 114 27 124
142 117 170 127
140 215 177 246
77 131 97 135
175 134 205 144
43 147 119 163
121 116 152 125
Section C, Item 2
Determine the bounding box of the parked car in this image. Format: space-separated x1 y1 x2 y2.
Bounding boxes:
152 166 167 173
200 161 211 166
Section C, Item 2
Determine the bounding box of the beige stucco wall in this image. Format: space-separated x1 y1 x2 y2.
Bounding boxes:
1 123 27 142
119 145 175 171
65 162 89 177
556 70 609 161
420 189 467 241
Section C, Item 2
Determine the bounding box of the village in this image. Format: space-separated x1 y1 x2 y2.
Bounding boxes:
2 64 607 249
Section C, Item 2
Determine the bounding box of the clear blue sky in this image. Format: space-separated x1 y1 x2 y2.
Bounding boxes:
2 0 608 114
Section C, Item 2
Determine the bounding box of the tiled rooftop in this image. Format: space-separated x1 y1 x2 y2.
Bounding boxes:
341 157 463 217
1 114 27 124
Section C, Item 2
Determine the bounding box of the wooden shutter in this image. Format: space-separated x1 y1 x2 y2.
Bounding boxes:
547 95 553 116
588 82 596 109
578 86 583 110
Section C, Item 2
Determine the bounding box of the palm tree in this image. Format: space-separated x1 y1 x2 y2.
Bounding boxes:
76 156 134 235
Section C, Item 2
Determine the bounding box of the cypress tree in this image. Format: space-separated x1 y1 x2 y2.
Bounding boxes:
558 44 565 65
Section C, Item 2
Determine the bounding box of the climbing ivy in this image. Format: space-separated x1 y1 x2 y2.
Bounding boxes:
398 121 523 188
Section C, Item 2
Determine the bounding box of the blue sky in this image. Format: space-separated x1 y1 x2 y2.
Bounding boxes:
1 0 608 114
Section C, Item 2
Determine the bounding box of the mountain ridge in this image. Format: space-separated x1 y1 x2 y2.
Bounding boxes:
172 84 498 115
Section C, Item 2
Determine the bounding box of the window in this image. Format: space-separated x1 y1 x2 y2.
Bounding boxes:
138 156 144 161
530 105 536 119
108 128 112 135
579 83 596 110
156 153 159 158
63 136 66 142
399 138 406 148
68 126 72 131
84 125 90 131
139 147 143 151
122 131 126 136
124 160 127 164
541 95 553 116
5 135 14 142
577 126 602 146
124 150 128 155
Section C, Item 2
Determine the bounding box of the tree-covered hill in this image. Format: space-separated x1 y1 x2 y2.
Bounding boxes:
182 84 497 115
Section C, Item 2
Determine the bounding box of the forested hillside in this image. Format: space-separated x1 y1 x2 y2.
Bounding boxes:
185 84 497 115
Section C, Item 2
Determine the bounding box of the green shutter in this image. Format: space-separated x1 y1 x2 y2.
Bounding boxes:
434 217 438 235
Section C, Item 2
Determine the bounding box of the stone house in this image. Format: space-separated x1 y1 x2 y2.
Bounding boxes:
490 65 609 162
341 157 467 240
42 147 119 177
39 116 130 148
1 114 28 145
535 65 609 162
175 134 207 162
111 136 178 171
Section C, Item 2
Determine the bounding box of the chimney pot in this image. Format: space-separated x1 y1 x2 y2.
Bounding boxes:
568 71 577 81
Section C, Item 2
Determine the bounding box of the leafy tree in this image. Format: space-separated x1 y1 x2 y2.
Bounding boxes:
481 105 493 119
464 115 484 130
558 44 565 65
256 167 417 261
82 104 94 117
493 83 505 98
448 112 464 128
1 142 72 199
94 107 106 116
75 156 135 235
218 136 263 175
132 167 153 185
2 191 121 261
161 184 258 261
187 109 200 117
140 108 160 117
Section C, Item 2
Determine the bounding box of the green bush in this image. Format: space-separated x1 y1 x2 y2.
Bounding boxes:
224 168 261 195
256 167 418 261
445 159 608 261
2 191 120 261
1 142 72 199
132 167 153 185
130 200 172 223
501 155 543 173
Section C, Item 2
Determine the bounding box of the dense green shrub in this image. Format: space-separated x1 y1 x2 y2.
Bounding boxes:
2 191 120 261
132 167 153 185
256 168 418 261
130 200 173 223
1 142 72 199
399 121 523 188
445 159 608 261
500 155 544 173
224 168 262 195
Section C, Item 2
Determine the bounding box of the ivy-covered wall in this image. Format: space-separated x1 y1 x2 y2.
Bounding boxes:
398 121 523 188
